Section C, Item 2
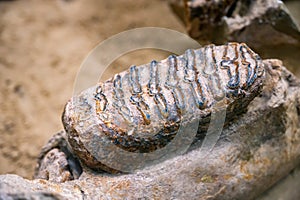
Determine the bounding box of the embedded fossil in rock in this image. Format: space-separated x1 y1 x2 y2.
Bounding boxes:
10 58 300 199
62 42 265 173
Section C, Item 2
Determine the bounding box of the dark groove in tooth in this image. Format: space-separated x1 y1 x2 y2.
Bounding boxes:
240 44 259 88
165 55 185 111
148 60 159 95
94 84 108 113
148 60 169 118
164 55 181 119
164 55 185 116
154 93 169 118
185 49 207 109
129 65 151 124
220 43 240 89
203 45 217 75
165 55 179 88
130 65 142 94
172 87 185 112
165 56 183 129
208 45 225 101
113 74 133 123
113 75 123 96
184 49 196 82
130 94 151 125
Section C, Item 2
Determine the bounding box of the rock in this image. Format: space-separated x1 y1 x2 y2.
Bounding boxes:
257 163 300 200
170 0 300 48
0 174 80 200
35 148 73 183
1 59 300 199
34 131 82 182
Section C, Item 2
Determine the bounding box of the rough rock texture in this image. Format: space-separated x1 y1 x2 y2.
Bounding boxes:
2 59 300 199
173 0 300 48
34 131 82 183
257 163 300 200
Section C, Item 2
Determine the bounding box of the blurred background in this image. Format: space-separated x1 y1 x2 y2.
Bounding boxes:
0 0 299 180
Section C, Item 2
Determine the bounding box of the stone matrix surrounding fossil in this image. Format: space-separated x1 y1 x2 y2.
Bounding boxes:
34 131 82 183
1 59 300 199
62 43 265 173
170 0 300 48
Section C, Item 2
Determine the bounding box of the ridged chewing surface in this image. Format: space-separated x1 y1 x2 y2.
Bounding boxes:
63 43 265 172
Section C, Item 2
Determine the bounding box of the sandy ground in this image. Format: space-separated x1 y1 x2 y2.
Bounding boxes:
0 0 299 180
